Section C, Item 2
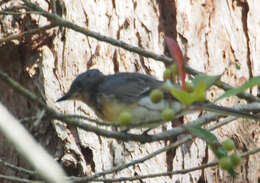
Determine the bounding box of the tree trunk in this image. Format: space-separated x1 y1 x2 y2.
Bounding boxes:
0 0 259 183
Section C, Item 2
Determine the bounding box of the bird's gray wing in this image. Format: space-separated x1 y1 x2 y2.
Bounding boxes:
98 72 163 103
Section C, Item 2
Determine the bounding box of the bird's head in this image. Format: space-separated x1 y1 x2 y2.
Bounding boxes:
56 69 104 103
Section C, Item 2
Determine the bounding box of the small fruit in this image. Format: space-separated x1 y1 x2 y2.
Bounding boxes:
185 83 195 93
150 89 163 103
219 156 233 170
119 111 133 125
230 153 242 167
222 139 235 151
161 108 175 121
163 68 172 81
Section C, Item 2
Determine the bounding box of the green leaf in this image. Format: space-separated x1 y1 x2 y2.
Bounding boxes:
186 124 218 144
213 145 227 159
192 74 222 89
170 81 206 106
215 76 260 102
170 88 194 106
186 124 227 157
192 81 206 102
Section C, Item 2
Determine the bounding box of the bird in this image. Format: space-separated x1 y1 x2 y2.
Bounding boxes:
56 69 259 128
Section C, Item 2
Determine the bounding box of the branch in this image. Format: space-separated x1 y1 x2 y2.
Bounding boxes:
0 24 57 44
0 174 41 183
0 158 35 175
86 162 217 182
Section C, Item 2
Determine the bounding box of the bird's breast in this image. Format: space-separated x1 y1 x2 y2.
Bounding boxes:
96 95 185 128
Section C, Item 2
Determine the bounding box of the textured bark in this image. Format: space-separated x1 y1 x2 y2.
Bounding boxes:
0 0 260 183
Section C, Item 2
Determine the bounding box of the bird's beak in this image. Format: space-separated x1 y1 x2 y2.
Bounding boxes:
56 93 72 102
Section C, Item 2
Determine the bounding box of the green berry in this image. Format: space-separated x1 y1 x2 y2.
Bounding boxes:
222 139 235 151
150 89 163 103
161 108 175 121
185 83 195 93
230 153 242 167
119 111 133 126
219 156 233 170
163 68 172 81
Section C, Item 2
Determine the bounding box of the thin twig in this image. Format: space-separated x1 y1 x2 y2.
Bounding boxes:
31 109 45 127
85 162 217 182
241 146 260 157
61 114 111 126
0 158 36 175
0 10 36 15
0 174 41 183
0 24 57 44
